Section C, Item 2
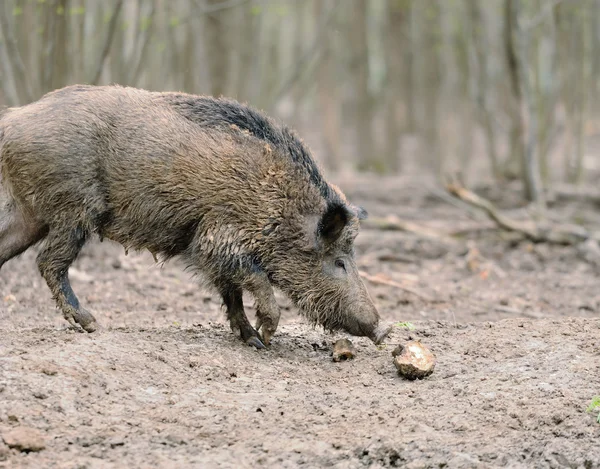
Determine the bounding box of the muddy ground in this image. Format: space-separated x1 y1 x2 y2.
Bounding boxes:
1 174 599 468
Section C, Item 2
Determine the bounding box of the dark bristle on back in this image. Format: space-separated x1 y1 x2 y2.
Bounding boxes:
164 94 336 203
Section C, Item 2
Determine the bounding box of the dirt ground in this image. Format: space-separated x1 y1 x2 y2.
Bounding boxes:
1 174 599 468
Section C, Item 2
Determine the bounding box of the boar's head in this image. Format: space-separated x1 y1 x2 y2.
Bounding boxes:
268 199 391 345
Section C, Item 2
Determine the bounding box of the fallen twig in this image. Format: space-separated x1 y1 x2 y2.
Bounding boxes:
359 271 436 302
363 215 457 244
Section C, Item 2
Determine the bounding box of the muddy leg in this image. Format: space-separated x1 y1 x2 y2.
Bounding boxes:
36 226 97 332
245 272 280 346
220 284 264 349
0 201 47 269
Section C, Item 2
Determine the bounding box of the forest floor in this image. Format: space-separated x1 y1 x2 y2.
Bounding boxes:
1 174 599 468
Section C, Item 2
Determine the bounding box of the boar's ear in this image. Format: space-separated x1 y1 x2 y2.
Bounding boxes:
318 203 350 245
352 205 368 220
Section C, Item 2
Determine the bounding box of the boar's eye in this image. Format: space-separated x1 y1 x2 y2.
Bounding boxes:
334 258 346 272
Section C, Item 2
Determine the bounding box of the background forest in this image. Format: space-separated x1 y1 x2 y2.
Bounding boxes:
0 0 599 206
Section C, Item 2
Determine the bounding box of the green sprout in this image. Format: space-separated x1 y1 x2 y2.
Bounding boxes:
394 321 416 331
587 396 600 423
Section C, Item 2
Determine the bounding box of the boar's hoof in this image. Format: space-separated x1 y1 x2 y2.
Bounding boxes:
233 322 266 349
70 308 98 333
246 336 266 349
370 323 393 345
257 328 275 347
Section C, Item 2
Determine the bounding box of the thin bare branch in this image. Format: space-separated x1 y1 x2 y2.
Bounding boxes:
446 180 594 245
91 0 124 85
42 0 59 94
268 0 341 109
359 271 436 302
362 215 457 244
128 0 157 85
191 0 250 15
0 33 20 106
520 0 577 31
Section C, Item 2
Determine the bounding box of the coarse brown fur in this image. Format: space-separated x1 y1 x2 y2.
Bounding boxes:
0 85 390 347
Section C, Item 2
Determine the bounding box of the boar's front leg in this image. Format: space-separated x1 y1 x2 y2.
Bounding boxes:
220 284 265 349
36 226 98 332
244 271 280 346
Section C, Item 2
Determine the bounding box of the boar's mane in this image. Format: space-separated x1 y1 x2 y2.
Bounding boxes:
160 94 338 203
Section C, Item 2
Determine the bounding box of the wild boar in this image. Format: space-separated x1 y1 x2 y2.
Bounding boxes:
0 85 391 348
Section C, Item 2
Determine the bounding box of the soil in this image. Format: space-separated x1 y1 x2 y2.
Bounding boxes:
1 174 599 468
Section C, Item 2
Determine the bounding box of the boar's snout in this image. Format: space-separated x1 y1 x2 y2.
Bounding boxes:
369 322 393 345
343 296 391 345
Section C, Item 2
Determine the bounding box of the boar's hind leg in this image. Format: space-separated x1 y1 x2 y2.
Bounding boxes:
0 202 47 269
220 284 265 349
245 272 280 346
36 225 98 332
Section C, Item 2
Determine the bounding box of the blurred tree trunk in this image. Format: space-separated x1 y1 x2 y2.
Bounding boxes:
420 2 442 176
234 3 259 102
203 0 230 97
75 3 86 83
351 0 376 171
105 1 127 85
383 0 410 173
591 2 600 116
503 0 525 181
533 4 559 185
316 0 342 171
558 2 589 184
50 0 69 91
404 1 416 133
468 0 500 180
513 0 545 207
455 1 473 175
128 0 156 86
87 1 115 85
263 15 281 110
0 0 34 104
291 0 309 109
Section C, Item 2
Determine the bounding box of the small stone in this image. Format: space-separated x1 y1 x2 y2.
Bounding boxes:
2 427 46 452
332 339 356 362
40 364 58 376
164 434 187 446
108 437 125 448
392 341 436 380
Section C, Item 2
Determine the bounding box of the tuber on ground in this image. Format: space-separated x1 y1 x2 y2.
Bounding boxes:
392 341 436 380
